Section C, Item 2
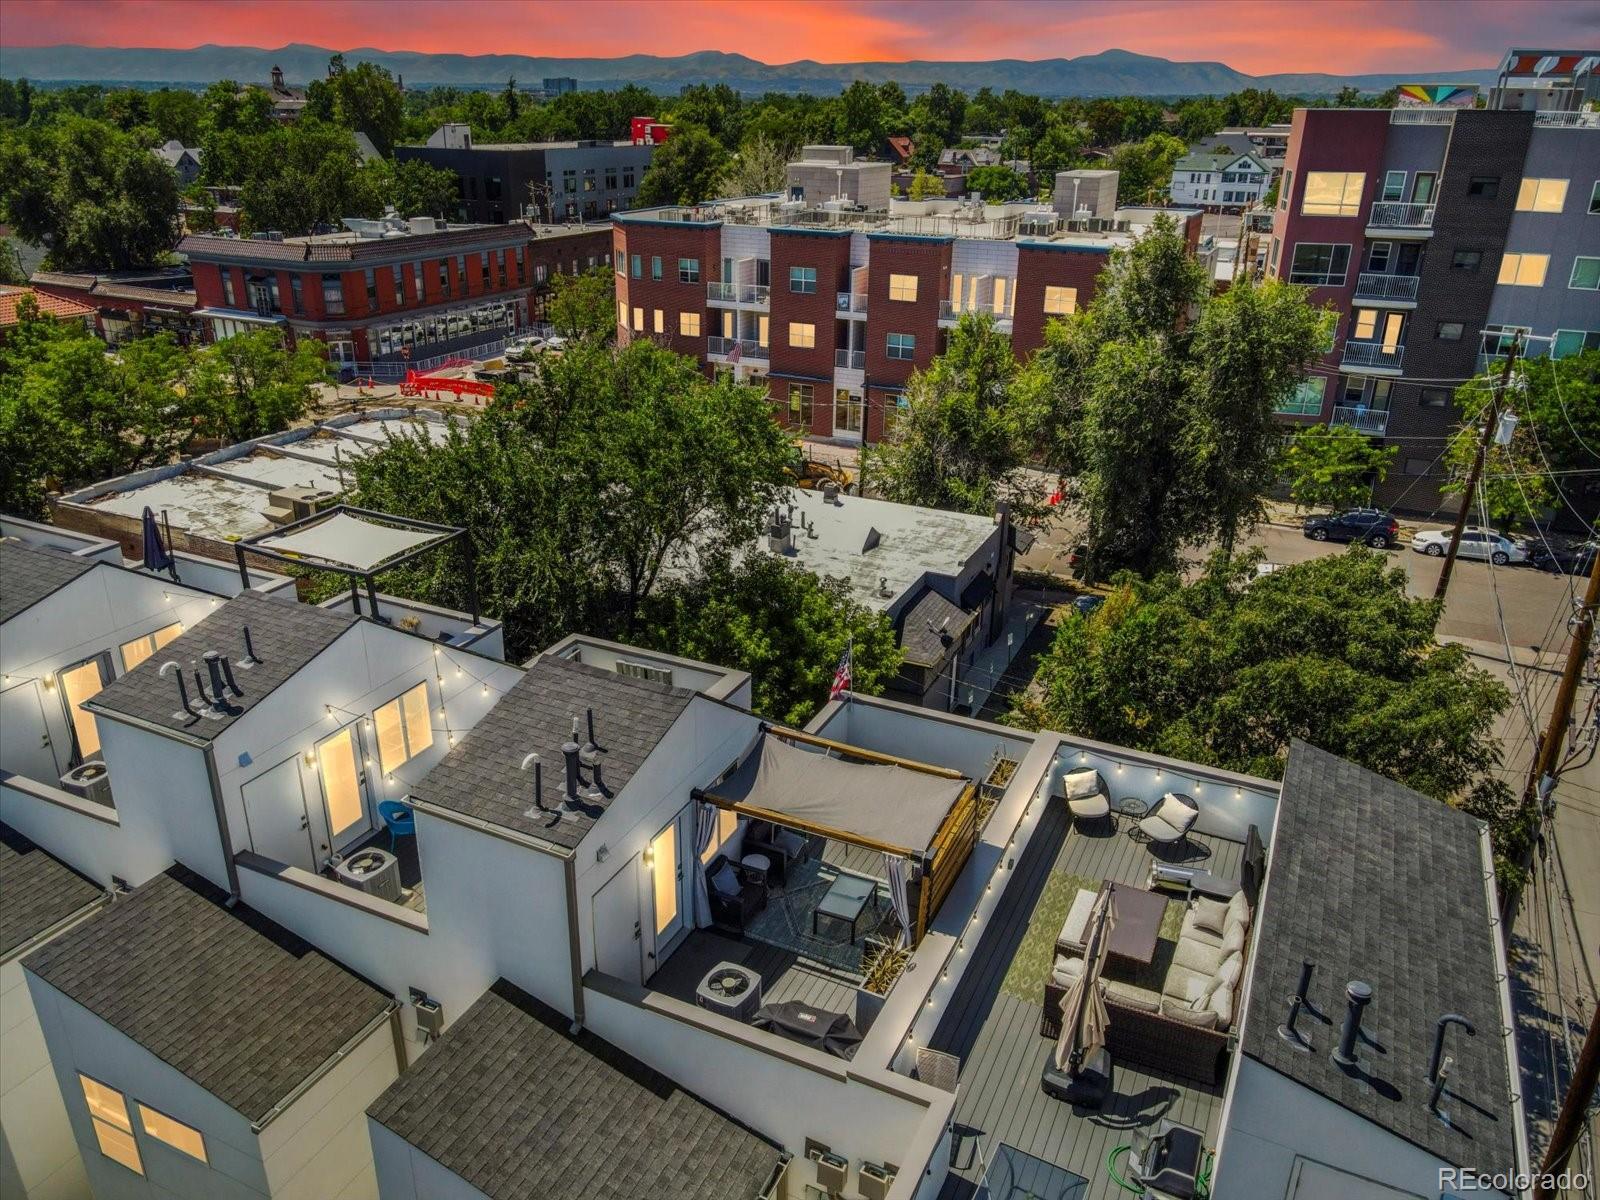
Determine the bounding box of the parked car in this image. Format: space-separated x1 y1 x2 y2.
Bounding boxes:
505 335 545 359
1072 594 1105 616
1301 508 1398 548
1410 526 1529 565
1529 538 1598 576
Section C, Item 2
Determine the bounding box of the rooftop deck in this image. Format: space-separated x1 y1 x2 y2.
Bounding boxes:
931 802 1244 1200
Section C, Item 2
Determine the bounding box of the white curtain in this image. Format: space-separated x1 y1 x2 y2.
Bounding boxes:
885 855 913 948
692 802 717 928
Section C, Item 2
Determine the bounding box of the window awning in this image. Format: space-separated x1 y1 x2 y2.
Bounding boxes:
251 511 446 572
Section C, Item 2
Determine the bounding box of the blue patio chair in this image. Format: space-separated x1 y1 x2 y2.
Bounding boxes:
378 800 416 850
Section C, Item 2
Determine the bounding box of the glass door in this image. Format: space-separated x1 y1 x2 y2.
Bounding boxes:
1412 173 1436 204
1381 312 1405 353
648 813 688 966
834 389 864 438
314 724 371 852
57 653 111 762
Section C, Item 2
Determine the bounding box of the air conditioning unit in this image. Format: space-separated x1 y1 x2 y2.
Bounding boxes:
858 1162 897 1200
59 760 112 806
808 1149 848 1194
615 660 673 687
333 848 402 903
264 486 336 525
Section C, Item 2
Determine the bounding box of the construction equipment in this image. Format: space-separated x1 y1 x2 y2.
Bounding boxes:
786 441 855 493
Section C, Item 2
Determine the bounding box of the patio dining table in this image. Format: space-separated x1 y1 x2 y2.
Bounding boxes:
811 871 879 944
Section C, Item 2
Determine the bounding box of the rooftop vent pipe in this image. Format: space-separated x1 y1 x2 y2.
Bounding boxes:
519 752 543 812
218 654 243 697
202 652 230 711
1331 980 1373 1068
240 625 262 667
1278 959 1324 1053
562 736 583 809
1426 1012 1475 1122
160 660 194 714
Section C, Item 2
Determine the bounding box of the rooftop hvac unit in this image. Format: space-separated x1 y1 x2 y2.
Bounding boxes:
334 848 402 904
264 486 336 526
858 1162 897 1200
808 1149 849 1194
59 759 112 807
615 659 673 687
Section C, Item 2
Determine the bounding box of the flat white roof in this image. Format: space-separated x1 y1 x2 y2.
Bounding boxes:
207 449 349 492
337 417 458 446
274 432 375 464
89 471 275 541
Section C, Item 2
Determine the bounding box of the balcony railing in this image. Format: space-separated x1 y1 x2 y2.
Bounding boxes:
1533 110 1600 128
707 282 770 305
1367 202 1436 230
1353 273 1421 303
1331 405 1391 436
1390 108 1457 125
835 349 865 369
835 292 867 314
706 336 766 360
1340 341 1405 371
940 301 1014 323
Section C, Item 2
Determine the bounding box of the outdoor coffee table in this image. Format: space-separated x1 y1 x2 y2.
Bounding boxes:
1096 880 1167 968
812 871 878 944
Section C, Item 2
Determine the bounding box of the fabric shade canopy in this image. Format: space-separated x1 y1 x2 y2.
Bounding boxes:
252 512 445 572
702 735 967 857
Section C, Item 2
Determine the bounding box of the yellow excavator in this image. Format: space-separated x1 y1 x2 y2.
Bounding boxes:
785 440 856 493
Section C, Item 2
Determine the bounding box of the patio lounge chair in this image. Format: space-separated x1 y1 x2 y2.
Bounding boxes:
1059 768 1110 824
706 854 766 933
1139 792 1200 847
743 819 809 886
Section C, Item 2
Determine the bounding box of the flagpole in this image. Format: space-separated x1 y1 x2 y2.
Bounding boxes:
847 632 853 703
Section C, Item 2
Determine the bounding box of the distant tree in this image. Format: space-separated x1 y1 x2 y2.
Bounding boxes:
1281 424 1398 513
145 88 205 145
1107 132 1187 204
381 157 460 219
719 133 793 198
546 267 616 342
907 169 946 200
502 77 521 125
908 82 966 166
965 164 1029 201
635 127 729 206
836 80 887 156
308 60 405 155
0 238 25 284
1029 121 1088 180
227 124 388 234
188 329 329 445
1334 85 1362 107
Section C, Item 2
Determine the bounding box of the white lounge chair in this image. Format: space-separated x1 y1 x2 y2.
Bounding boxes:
1139 792 1200 847
1059 768 1110 824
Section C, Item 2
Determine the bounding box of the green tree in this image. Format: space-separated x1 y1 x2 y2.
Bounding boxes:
546 267 617 342
642 551 902 726
0 237 25 284
1281 424 1398 513
965 164 1029 201
1030 121 1087 180
1108 132 1187 204
635 127 729 207
908 82 966 166
381 157 460 219
836 80 887 156
907 168 946 200
225 123 388 234
318 61 405 155
0 116 180 269
719 133 792 198
1014 549 1511 832
188 329 328 444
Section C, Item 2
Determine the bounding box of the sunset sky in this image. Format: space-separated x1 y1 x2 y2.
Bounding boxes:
2 0 1593 75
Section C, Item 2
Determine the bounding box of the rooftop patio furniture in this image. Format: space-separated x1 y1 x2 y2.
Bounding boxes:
812 871 879 944
1059 767 1110 824
742 819 810 887
1138 791 1200 848
1099 881 1167 968
378 800 415 850
1055 887 1099 956
1147 862 1240 900
706 853 766 934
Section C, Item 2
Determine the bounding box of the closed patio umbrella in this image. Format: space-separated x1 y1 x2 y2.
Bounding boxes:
1054 888 1115 1074
140 507 178 580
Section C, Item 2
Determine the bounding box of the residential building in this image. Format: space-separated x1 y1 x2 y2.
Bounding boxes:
1169 147 1271 211
180 211 610 365
0 501 1527 1199
1265 46 1600 511
541 76 577 97
1211 124 1294 163
249 65 307 122
153 138 202 185
396 125 657 223
785 144 893 210
612 166 1203 444
30 267 204 346
0 285 94 341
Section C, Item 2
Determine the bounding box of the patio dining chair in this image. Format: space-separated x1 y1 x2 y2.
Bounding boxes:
1137 792 1200 848
378 800 416 850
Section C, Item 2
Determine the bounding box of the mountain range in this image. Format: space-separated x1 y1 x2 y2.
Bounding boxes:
0 43 1500 97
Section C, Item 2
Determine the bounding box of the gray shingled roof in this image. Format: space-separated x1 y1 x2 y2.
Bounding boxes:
0 541 97 624
0 822 105 958
367 979 782 1200
409 657 695 850
897 587 975 667
23 867 391 1122
89 590 355 742
1242 741 1516 1175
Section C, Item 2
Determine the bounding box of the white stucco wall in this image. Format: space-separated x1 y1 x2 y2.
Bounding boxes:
368 1121 488 1200
2 956 90 1200
0 778 145 889
96 723 223 889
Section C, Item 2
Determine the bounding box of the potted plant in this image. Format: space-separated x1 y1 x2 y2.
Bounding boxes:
857 937 912 1033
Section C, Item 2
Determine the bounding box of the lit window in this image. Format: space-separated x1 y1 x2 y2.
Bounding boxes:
618 301 627 327
632 307 643 332
373 682 432 776
699 808 740 863
119 623 183 671
788 322 816 349
887 332 916 360
888 273 918 302
653 308 664 334
1498 253 1548 287
79 1076 142 1175
1301 172 1364 216
138 1105 207 1163
1569 257 1600 291
1516 178 1568 213
1353 309 1378 340
1043 286 1077 315
679 311 701 335
757 314 769 347
788 383 814 426
58 656 108 760
992 277 1009 315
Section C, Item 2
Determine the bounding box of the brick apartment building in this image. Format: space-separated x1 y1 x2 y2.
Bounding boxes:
181 213 611 366
613 152 1203 444
1266 48 1600 511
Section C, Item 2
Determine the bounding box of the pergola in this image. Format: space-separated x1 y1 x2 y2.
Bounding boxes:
234 505 478 624
693 725 979 945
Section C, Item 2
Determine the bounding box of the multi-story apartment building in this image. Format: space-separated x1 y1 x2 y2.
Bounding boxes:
396 123 656 224
181 211 611 367
613 162 1204 444
1265 48 1600 511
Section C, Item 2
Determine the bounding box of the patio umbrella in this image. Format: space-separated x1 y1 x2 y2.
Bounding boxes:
1054 888 1115 1074
140 507 178 580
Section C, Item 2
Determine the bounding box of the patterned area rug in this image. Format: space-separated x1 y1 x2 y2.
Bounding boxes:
744 855 890 977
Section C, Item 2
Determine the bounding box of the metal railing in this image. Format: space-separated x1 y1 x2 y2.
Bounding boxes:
835 349 865 369
1533 110 1600 127
336 334 518 382
939 301 1014 322
1331 405 1391 435
1353 273 1421 303
706 336 766 360
835 291 868 314
1390 108 1458 125
707 281 770 304
1367 202 1436 230
1340 341 1405 371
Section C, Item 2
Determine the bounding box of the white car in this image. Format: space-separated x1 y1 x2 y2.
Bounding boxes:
505 335 545 358
1410 526 1528 565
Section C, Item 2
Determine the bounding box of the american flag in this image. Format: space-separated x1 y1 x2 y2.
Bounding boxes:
829 646 852 700
726 339 743 364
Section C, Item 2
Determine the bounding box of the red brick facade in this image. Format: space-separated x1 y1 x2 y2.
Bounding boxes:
1010 244 1111 356
863 236 949 388
612 220 718 358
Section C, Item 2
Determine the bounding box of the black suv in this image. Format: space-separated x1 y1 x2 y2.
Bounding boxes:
1301 508 1399 548
1529 539 1597 576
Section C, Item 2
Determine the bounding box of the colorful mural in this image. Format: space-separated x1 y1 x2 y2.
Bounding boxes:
1395 83 1480 108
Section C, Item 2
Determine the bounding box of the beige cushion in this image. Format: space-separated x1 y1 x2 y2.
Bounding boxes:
1162 965 1211 1005
1058 889 1098 951
1180 910 1224 948
1216 951 1244 991
1161 998 1220 1029
1226 891 1251 931
1174 936 1225 976
1191 897 1230 937
1105 980 1161 1012
1061 768 1105 801
1220 922 1249 957
1051 954 1084 988
1208 985 1235 1029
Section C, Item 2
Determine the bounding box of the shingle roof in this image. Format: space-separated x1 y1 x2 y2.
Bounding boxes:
897 587 975 667
89 590 356 742
409 657 695 851
0 285 96 328
367 979 782 1200
0 822 105 958
0 540 98 624
23 867 391 1122
1242 741 1516 1175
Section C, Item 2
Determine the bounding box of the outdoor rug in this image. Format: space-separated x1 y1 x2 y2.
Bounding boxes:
744 855 890 977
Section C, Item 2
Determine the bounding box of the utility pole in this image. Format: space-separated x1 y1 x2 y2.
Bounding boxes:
1434 334 1520 602
1522 542 1600 809
1531 1002 1600 1200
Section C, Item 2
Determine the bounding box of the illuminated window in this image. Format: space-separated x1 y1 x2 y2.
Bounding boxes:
679 311 702 335
949 273 964 311
1353 309 1378 340
788 383 814 426
119 623 182 671
1516 178 1568 213
653 308 664 334
631 307 643 332
79 1076 142 1175
699 808 740 863
1300 171 1364 216
1043 286 1077 315
137 1105 206 1163
1497 253 1548 287
888 273 918 302
757 314 769 347
618 300 627 327
788 322 816 349
316 726 365 842
373 682 432 776
992 277 1009 315
58 656 108 761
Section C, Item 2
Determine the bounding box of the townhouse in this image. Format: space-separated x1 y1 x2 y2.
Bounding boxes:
1265 47 1600 510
